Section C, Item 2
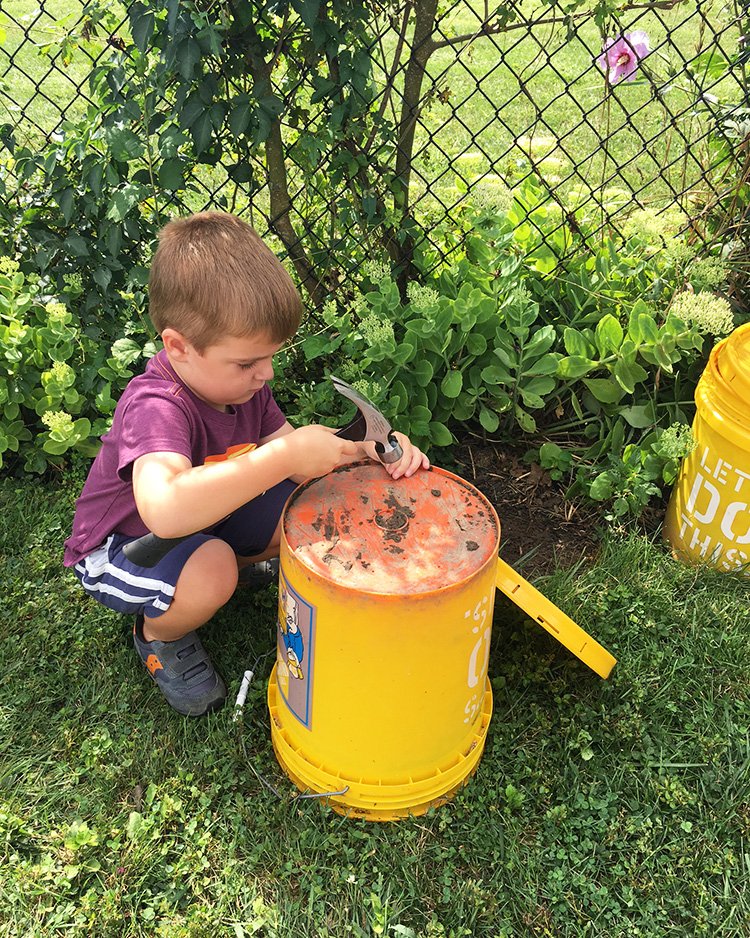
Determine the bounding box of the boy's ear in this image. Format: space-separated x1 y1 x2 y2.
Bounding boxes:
161 328 193 361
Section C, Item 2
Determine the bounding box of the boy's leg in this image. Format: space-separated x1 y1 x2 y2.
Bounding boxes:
236 517 282 566
211 478 296 572
132 538 236 716
140 538 238 642
75 533 236 716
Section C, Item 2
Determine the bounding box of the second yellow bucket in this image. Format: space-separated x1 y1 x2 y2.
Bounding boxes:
664 323 750 575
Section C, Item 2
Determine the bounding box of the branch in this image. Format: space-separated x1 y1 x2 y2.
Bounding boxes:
240 17 327 306
364 4 412 154
430 0 688 51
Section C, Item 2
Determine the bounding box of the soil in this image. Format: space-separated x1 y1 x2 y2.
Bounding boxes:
449 440 603 579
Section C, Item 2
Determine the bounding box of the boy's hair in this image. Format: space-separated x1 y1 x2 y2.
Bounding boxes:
149 212 303 350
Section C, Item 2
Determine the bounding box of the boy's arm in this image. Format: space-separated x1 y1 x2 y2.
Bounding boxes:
259 420 366 484
260 422 429 482
133 426 359 538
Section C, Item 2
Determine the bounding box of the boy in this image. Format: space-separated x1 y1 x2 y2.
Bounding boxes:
64 212 428 717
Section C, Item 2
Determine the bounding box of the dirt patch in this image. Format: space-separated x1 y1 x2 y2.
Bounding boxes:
450 440 602 579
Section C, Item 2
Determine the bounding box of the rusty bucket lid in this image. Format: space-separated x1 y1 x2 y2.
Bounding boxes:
283 463 500 595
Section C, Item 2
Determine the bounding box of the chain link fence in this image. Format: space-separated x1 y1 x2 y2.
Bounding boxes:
0 0 746 300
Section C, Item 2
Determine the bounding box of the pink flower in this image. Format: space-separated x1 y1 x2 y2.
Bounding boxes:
597 31 650 83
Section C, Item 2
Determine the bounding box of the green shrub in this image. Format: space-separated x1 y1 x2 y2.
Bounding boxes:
283 181 742 518
0 259 156 474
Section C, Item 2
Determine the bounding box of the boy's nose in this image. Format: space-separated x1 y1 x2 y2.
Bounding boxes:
257 358 274 380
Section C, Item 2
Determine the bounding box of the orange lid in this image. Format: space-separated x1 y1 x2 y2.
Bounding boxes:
283 463 500 595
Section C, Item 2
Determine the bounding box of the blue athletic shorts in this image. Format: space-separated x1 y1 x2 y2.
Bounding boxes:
73 479 297 619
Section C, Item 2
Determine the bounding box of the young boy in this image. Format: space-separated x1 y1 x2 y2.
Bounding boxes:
64 212 428 717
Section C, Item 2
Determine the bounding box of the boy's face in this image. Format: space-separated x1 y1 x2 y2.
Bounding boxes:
168 332 285 411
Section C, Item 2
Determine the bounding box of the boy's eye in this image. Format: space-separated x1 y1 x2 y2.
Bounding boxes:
238 362 257 370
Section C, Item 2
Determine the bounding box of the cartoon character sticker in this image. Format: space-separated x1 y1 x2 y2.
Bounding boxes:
276 572 315 728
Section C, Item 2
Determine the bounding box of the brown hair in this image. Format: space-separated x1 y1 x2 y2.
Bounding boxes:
149 212 303 350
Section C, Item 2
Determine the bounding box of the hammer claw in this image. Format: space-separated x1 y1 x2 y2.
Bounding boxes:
330 375 403 464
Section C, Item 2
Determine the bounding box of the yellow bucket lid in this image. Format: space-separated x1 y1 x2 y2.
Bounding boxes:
284 463 500 595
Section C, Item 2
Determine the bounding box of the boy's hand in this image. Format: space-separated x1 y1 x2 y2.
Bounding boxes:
286 425 360 479
385 431 430 480
351 431 430 480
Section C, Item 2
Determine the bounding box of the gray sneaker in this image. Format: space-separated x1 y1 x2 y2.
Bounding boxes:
237 557 279 588
133 616 227 717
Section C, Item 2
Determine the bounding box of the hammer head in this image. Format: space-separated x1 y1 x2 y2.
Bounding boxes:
330 375 403 464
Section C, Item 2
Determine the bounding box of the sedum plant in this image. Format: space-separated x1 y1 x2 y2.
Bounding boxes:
0 259 156 473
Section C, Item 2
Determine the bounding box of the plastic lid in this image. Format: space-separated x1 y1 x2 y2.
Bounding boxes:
283 463 500 595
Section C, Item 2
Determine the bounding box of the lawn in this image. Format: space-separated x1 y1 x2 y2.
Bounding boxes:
1 472 748 936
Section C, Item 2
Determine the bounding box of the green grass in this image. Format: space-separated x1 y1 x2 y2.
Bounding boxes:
1 473 748 936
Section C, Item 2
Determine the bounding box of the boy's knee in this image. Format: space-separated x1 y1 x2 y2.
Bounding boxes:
184 538 238 607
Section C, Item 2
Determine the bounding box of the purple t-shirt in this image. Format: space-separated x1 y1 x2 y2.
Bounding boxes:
64 349 286 567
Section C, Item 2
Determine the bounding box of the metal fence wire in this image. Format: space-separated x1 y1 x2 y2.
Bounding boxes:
0 0 747 302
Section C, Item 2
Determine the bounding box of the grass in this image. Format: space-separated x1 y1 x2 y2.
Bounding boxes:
1 472 748 936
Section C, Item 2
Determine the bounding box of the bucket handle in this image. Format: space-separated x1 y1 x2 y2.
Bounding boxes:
495 557 616 680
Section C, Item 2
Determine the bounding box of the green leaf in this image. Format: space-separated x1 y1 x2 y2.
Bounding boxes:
513 404 536 433
481 364 512 386
613 358 649 394
620 402 657 428
466 332 487 356
104 125 144 163
106 184 145 222
479 407 500 433
595 314 624 356
429 421 453 446
524 324 556 358
64 235 90 258
628 309 659 345
523 352 560 377
158 158 185 191
392 341 415 365
441 370 463 399
589 472 614 501
93 267 112 291
563 327 595 358
56 187 75 224
583 378 623 404
557 355 596 379
412 359 433 387
522 375 556 398
301 334 334 360
110 338 142 366
178 37 203 79
190 111 213 154
130 3 155 52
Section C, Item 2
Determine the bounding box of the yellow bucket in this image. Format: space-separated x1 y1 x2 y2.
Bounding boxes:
664 323 750 575
267 463 615 820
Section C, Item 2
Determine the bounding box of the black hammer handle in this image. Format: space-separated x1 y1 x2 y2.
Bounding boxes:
122 532 191 568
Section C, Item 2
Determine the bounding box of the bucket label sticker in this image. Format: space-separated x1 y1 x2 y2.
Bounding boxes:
675 445 750 575
275 571 316 728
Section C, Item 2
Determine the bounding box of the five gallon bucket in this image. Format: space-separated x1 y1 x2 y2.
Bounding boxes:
267 462 615 820
267 463 498 820
664 323 750 575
